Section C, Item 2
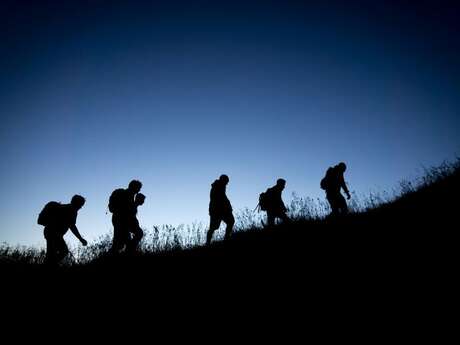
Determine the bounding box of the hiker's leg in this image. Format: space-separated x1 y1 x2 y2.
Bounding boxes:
56 237 69 263
327 194 339 216
133 228 144 249
111 230 123 253
44 228 58 265
207 215 221 245
128 225 144 252
279 211 290 224
338 194 348 215
223 213 235 240
111 215 127 253
266 212 275 226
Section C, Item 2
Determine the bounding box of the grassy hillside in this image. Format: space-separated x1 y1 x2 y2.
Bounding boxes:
2 160 457 335
2 160 458 279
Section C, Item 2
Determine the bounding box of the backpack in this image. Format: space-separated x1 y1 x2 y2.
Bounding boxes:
37 201 62 226
108 188 126 213
320 167 334 190
257 188 275 212
258 191 269 211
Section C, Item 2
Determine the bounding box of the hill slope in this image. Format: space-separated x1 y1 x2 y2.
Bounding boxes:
2 162 458 305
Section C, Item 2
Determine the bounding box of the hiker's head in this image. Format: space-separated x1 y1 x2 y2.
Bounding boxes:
71 195 86 209
135 193 146 206
276 178 286 189
219 174 229 185
128 179 142 193
337 162 347 173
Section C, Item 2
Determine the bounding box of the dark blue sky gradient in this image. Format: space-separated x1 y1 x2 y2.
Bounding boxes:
1 1 459 245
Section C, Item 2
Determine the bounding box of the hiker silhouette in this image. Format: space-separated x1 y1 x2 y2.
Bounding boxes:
261 178 290 226
126 192 145 252
207 174 234 245
321 162 351 216
37 195 87 265
108 179 144 254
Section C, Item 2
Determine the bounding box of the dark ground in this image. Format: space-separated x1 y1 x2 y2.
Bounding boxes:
1 164 457 336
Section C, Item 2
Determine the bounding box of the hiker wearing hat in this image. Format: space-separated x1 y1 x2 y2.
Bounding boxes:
207 174 234 245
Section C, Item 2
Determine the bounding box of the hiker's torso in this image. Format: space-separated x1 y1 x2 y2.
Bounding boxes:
114 189 137 217
209 180 232 213
266 186 284 211
326 168 345 194
46 204 77 235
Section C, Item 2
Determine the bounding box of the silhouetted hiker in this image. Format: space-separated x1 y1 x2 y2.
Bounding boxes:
258 178 290 226
207 174 234 245
108 179 143 254
321 162 351 216
37 195 87 265
125 192 145 253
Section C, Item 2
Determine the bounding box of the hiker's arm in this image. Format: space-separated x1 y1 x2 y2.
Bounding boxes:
69 225 88 246
340 177 351 199
280 196 287 212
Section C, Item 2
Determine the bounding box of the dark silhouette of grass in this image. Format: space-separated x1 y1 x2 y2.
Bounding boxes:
1 159 458 305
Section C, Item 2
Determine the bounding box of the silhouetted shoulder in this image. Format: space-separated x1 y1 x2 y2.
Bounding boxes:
59 204 78 227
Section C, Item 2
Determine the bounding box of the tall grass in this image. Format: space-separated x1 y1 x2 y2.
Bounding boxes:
1 159 458 266
0 243 46 265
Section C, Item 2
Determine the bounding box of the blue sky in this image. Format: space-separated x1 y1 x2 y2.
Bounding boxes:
1 1 459 246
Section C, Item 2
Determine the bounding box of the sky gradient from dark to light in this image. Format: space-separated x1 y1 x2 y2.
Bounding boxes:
1 1 459 246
